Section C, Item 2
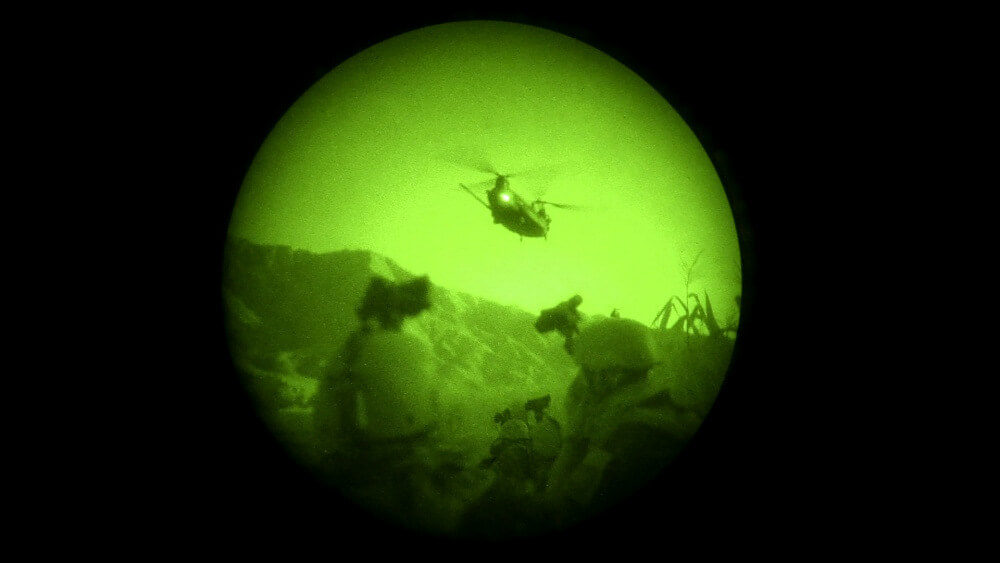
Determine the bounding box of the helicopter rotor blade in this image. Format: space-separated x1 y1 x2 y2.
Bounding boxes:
442 156 500 177
504 164 560 181
463 179 494 189
437 147 501 177
536 200 588 211
476 162 501 176
446 158 553 180
459 184 491 210
441 151 564 185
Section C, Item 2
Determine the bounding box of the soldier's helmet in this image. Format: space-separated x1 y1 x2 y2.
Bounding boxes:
565 317 667 436
572 317 662 373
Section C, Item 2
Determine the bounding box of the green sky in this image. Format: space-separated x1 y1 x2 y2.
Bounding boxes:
228 21 741 326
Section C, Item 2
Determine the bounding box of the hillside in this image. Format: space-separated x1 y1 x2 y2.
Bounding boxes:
222 237 734 535
223 237 579 453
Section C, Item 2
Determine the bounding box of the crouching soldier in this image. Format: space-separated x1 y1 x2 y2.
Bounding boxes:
461 394 564 537
313 274 464 530
543 317 698 524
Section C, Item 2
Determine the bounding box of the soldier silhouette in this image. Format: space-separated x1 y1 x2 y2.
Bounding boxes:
534 294 583 354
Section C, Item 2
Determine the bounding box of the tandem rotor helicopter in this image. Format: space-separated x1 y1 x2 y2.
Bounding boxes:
457 163 584 240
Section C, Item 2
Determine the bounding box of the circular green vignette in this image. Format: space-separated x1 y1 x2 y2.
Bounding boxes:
223 21 741 538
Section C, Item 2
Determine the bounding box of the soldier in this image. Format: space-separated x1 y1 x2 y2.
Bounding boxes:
461 397 563 537
479 395 562 492
356 275 431 331
534 294 584 354
313 274 454 529
543 317 683 520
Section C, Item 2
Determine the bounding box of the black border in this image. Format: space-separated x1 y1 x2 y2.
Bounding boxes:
164 11 831 548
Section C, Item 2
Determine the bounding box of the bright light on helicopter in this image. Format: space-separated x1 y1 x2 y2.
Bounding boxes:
500 193 511 202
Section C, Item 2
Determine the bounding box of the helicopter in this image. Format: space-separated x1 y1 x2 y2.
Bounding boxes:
457 166 581 239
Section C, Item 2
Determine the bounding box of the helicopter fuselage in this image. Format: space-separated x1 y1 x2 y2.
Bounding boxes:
485 176 550 238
